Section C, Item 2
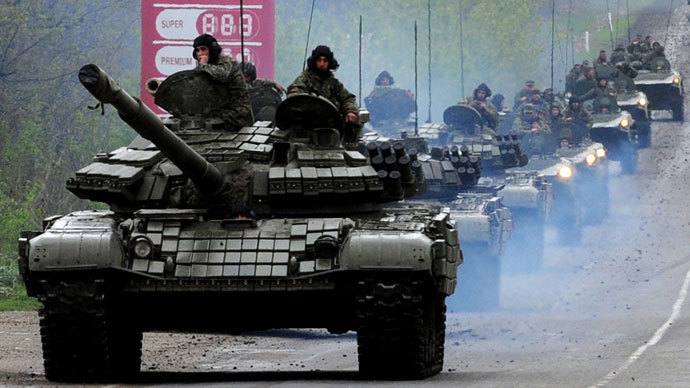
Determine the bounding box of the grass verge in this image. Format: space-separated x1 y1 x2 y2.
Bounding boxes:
0 257 40 311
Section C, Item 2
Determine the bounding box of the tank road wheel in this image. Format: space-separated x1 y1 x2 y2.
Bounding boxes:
38 279 141 383
671 99 684 122
356 277 445 379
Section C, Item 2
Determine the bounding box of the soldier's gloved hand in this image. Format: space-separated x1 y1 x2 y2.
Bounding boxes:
274 81 287 95
346 112 358 123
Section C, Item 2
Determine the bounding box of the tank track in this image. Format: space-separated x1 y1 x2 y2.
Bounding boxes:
37 278 142 383
355 276 446 379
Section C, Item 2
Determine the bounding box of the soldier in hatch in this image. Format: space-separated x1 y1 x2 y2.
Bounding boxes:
288 45 359 124
581 75 616 101
241 61 286 95
460 83 499 129
364 70 416 126
288 45 360 148
513 103 552 156
192 33 254 131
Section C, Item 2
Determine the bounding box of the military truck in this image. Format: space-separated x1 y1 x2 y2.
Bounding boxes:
17 64 462 382
633 57 684 121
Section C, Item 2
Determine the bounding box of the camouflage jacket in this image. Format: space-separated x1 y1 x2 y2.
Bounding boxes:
580 83 616 102
512 115 550 134
461 96 499 129
564 107 592 128
288 69 359 115
197 56 254 131
248 78 277 89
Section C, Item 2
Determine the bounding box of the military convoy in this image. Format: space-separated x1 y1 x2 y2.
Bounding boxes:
633 57 684 121
17 65 463 382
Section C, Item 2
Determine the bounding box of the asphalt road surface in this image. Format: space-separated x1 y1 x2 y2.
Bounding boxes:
2 3 690 388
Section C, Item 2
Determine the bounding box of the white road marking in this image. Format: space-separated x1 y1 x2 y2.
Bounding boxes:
588 263 690 387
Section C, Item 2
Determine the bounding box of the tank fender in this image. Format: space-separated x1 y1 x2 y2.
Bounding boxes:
27 211 125 271
338 231 433 271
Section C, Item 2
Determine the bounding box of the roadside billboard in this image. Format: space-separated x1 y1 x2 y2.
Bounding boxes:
141 0 275 113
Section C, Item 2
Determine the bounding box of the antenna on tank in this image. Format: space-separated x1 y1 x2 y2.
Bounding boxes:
550 0 555 101
626 0 631 43
359 15 363 107
240 0 245 63
664 0 674 47
302 0 317 71
458 0 465 99
414 20 419 135
427 0 432 123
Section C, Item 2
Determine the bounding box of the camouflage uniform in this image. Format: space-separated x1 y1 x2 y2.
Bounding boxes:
462 95 499 129
513 107 552 155
564 106 592 128
288 69 358 116
197 56 254 131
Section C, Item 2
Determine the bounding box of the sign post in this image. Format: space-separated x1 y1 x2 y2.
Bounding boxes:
141 0 275 113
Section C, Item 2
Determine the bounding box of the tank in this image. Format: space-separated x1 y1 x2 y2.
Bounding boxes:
363 105 535 308
588 95 638 174
16 64 462 382
633 58 684 121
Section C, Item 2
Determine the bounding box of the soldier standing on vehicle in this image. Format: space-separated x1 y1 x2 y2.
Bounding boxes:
612 62 638 92
193 33 254 131
460 83 499 129
288 45 359 124
513 80 536 109
610 44 630 66
644 42 669 71
566 64 582 93
593 50 613 73
241 61 286 95
564 96 592 128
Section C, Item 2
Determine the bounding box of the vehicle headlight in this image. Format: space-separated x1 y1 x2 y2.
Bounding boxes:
620 118 630 128
585 153 597 166
638 97 647 107
132 236 153 259
596 147 607 158
673 77 681 84
558 165 573 179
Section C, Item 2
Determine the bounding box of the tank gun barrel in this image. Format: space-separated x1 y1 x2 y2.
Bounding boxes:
78 64 225 197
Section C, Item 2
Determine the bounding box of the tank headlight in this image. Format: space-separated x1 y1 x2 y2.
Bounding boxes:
558 165 573 179
638 97 647 107
585 153 597 166
596 147 607 158
620 118 630 128
673 77 681 84
132 237 153 259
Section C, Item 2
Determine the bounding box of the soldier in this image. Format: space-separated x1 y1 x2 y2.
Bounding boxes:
364 70 415 125
558 127 573 148
593 50 613 73
241 61 286 95
610 44 630 66
193 33 254 131
581 75 616 101
566 64 582 93
460 83 499 129
564 96 592 128
513 103 549 134
612 62 638 92
548 104 565 127
644 35 654 51
492 93 509 113
627 34 645 56
644 42 669 71
288 45 359 124
513 80 536 109
542 88 565 111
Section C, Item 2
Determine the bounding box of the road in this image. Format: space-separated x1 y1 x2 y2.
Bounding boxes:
2 3 690 388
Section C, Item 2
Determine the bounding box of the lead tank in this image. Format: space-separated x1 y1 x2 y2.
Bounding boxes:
17 64 461 382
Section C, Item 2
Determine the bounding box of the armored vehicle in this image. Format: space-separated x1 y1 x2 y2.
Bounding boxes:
616 90 651 148
17 64 461 382
364 84 416 137
633 58 684 121
364 105 537 308
588 95 638 174
247 84 283 122
507 122 609 246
